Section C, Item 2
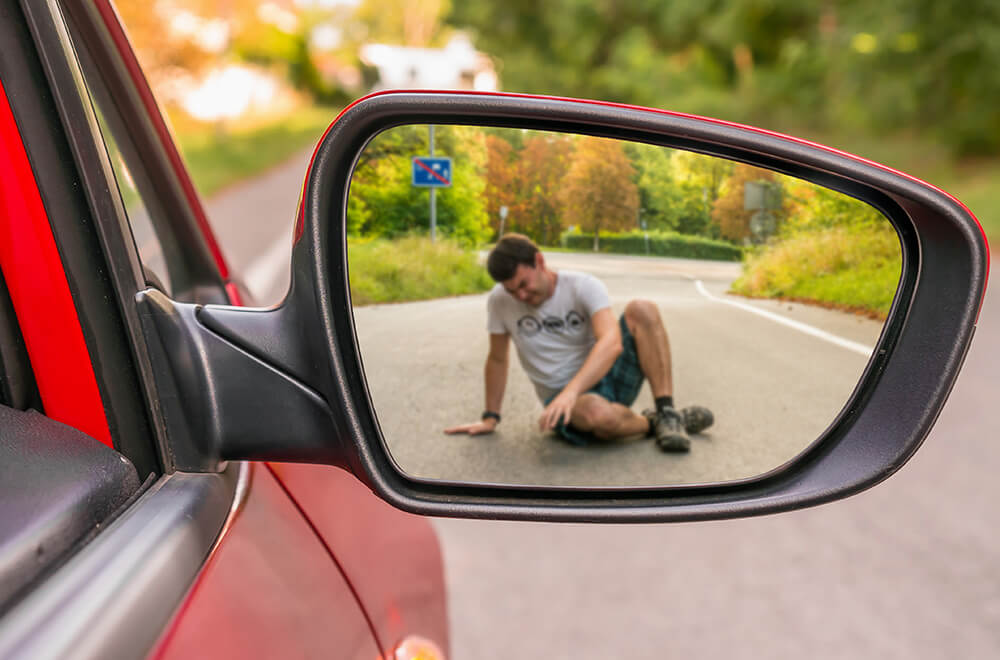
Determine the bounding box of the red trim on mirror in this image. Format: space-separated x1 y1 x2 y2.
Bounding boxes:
0 81 111 446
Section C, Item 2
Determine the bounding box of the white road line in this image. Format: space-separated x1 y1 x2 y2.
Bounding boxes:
693 279 875 356
245 234 292 301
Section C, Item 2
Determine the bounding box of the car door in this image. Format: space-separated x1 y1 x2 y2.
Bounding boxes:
0 1 382 657
62 1 448 656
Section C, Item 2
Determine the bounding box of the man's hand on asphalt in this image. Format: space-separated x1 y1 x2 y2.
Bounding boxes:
444 418 498 435
539 389 578 431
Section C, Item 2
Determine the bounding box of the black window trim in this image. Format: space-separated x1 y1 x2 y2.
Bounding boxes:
2 8 247 653
20 0 165 471
19 0 233 473
3 0 160 475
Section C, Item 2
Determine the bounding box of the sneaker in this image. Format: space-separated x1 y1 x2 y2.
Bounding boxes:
642 408 690 452
643 406 715 436
680 406 714 435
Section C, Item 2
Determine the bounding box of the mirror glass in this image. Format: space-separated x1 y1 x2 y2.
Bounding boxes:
347 125 902 488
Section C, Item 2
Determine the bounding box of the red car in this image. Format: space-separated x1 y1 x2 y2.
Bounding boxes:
0 0 987 658
0 2 446 658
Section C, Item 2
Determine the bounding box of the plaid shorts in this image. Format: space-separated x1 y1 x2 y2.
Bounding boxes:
546 314 644 446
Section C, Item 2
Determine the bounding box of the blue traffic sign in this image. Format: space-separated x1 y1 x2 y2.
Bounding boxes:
412 157 452 187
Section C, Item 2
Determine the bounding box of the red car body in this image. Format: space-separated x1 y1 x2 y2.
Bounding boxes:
0 1 448 658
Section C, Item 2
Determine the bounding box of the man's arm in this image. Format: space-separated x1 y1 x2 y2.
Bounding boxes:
483 332 510 415
539 308 621 431
444 333 510 435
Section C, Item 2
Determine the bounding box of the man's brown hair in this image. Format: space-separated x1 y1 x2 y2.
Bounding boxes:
487 233 539 282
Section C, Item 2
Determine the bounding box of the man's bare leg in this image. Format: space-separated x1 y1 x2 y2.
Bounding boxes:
622 299 697 451
569 393 648 440
623 299 673 397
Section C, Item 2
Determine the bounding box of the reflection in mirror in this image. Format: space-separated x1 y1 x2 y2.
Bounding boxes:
347 125 901 488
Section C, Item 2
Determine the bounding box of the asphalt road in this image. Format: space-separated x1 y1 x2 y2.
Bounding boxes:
206 151 1000 659
353 252 883 487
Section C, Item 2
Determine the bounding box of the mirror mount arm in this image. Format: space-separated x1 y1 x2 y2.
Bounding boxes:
136 289 349 472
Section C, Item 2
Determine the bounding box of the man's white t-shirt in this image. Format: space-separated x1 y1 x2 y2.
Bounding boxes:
486 270 611 402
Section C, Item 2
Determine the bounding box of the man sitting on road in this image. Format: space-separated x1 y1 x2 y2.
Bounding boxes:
445 233 712 452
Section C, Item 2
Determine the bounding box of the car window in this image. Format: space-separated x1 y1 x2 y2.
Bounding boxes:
90 105 173 295
71 42 187 299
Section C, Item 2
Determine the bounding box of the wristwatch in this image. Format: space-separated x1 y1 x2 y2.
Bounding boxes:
481 411 501 424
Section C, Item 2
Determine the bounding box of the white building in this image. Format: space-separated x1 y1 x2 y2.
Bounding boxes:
360 35 498 92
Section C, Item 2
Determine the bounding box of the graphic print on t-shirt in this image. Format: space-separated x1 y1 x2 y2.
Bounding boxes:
517 315 542 336
486 270 611 401
566 310 585 330
517 310 588 338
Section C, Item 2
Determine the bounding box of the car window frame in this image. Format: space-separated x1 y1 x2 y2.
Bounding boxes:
6 0 164 474
57 1 233 306
0 0 240 654
0 0 244 644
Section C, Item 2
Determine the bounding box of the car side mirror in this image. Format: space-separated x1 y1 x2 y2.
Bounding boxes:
137 91 987 522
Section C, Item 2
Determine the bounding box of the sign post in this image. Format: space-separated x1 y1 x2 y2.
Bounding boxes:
429 125 435 242
412 125 452 242
499 205 508 237
744 180 781 243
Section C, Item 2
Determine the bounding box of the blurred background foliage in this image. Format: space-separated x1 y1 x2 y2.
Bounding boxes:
348 125 889 251
349 125 490 245
117 0 1000 237
448 0 1000 158
113 0 971 312
347 125 900 313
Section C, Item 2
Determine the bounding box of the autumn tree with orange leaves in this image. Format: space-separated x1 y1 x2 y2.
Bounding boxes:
516 134 574 244
558 137 639 250
484 132 573 244
484 135 519 235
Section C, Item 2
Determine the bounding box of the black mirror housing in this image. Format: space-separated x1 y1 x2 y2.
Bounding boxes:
139 91 988 522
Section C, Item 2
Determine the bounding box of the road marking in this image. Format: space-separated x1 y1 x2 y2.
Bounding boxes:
245 233 292 302
693 279 875 356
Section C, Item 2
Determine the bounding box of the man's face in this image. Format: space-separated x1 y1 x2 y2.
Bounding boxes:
501 260 550 307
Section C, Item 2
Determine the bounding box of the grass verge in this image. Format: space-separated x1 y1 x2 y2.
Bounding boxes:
731 226 902 320
171 105 339 197
348 237 494 305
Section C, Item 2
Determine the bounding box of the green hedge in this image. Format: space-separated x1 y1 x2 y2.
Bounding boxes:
561 230 743 261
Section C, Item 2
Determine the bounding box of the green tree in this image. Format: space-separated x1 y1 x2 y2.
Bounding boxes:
447 0 826 115
778 176 886 236
448 0 1000 156
673 151 732 237
625 143 719 237
348 125 490 245
833 0 1000 155
627 143 677 231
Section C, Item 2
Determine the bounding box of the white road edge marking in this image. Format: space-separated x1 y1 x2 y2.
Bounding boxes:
245 233 292 301
693 279 874 357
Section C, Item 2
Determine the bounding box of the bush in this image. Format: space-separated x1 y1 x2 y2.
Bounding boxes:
348 237 494 305
560 230 743 261
731 225 901 319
